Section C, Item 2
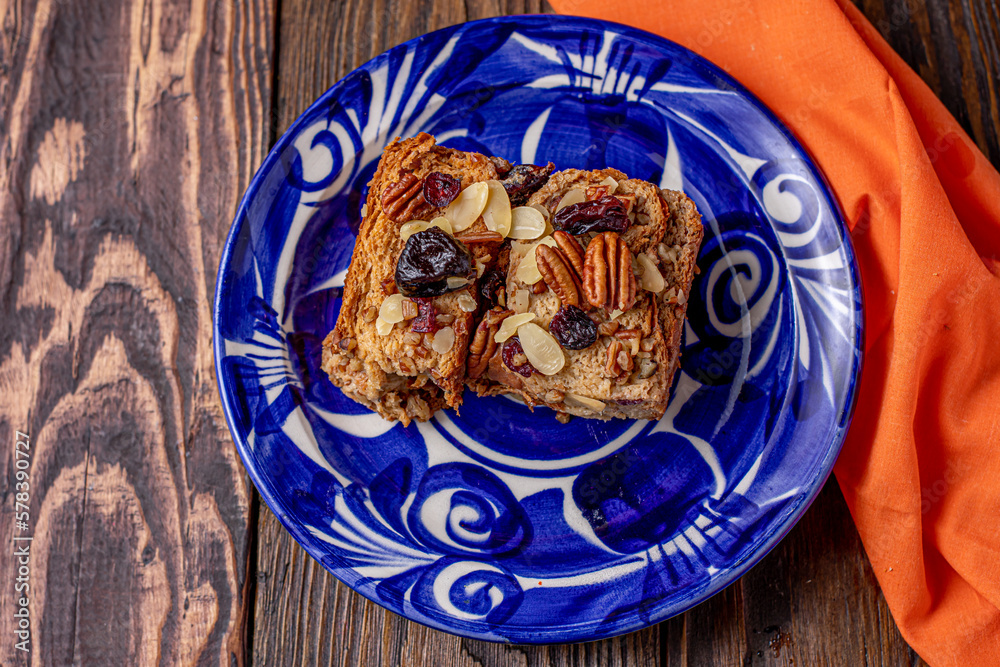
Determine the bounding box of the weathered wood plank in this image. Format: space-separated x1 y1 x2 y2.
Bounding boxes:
851 0 1000 168
0 0 274 664
662 481 928 667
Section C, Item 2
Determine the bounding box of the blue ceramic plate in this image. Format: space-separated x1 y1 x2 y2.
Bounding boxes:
214 16 863 643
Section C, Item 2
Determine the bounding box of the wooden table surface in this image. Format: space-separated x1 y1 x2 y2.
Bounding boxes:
1 0 997 665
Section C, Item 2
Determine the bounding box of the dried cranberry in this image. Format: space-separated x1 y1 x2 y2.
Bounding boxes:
617 398 644 406
553 196 630 235
423 172 461 207
500 163 554 206
502 337 535 377
478 269 505 311
549 305 598 350
410 298 437 333
394 228 475 298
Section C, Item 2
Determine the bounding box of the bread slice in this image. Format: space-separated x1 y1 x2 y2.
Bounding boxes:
479 169 703 421
322 134 503 425
322 135 703 424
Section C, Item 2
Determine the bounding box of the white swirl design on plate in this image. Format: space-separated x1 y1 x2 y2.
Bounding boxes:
705 242 780 338
431 561 518 621
763 174 824 248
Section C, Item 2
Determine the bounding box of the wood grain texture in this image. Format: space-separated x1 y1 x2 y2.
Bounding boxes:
851 0 1000 168
1 0 993 664
0 0 274 664
663 481 927 667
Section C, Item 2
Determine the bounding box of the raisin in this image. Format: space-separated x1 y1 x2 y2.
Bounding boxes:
423 172 461 207
410 298 437 333
478 269 505 311
489 156 512 177
394 228 475 298
549 305 598 350
553 196 630 235
500 163 554 206
502 337 535 377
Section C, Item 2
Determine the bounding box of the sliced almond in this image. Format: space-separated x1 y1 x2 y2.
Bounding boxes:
379 293 405 324
514 236 559 285
482 180 512 237
636 253 666 292
375 316 394 336
510 289 530 314
508 206 547 240
599 175 619 191
564 393 607 412
530 203 551 220
445 181 489 232
530 203 554 236
431 326 455 354
494 312 535 343
517 322 565 376
457 292 477 312
400 216 453 240
555 188 586 212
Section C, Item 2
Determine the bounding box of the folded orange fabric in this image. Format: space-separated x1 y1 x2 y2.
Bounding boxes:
549 0 1000 663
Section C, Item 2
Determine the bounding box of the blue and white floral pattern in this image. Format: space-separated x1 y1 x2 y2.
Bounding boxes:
213 16 863 643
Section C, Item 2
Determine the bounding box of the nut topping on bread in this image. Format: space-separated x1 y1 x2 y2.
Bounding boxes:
583 232 637 313
322 133 703 425
381 172 427 222
468 307 512 379
536 244 583 308
552 231 586 278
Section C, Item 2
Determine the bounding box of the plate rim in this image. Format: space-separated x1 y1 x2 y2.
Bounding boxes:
213 13 865 643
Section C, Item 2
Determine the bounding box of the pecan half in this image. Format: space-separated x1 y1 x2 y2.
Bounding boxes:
536 244 582 308
605 340 623 378
583 232 637 312
552 231 586 278
604 339 634 380
455 230 505 245
381 172 427 222
615 327 641 355
585 184 614 200
467 307 512 379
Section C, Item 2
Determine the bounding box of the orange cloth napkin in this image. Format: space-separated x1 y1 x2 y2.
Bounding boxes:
549 0 1000 663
